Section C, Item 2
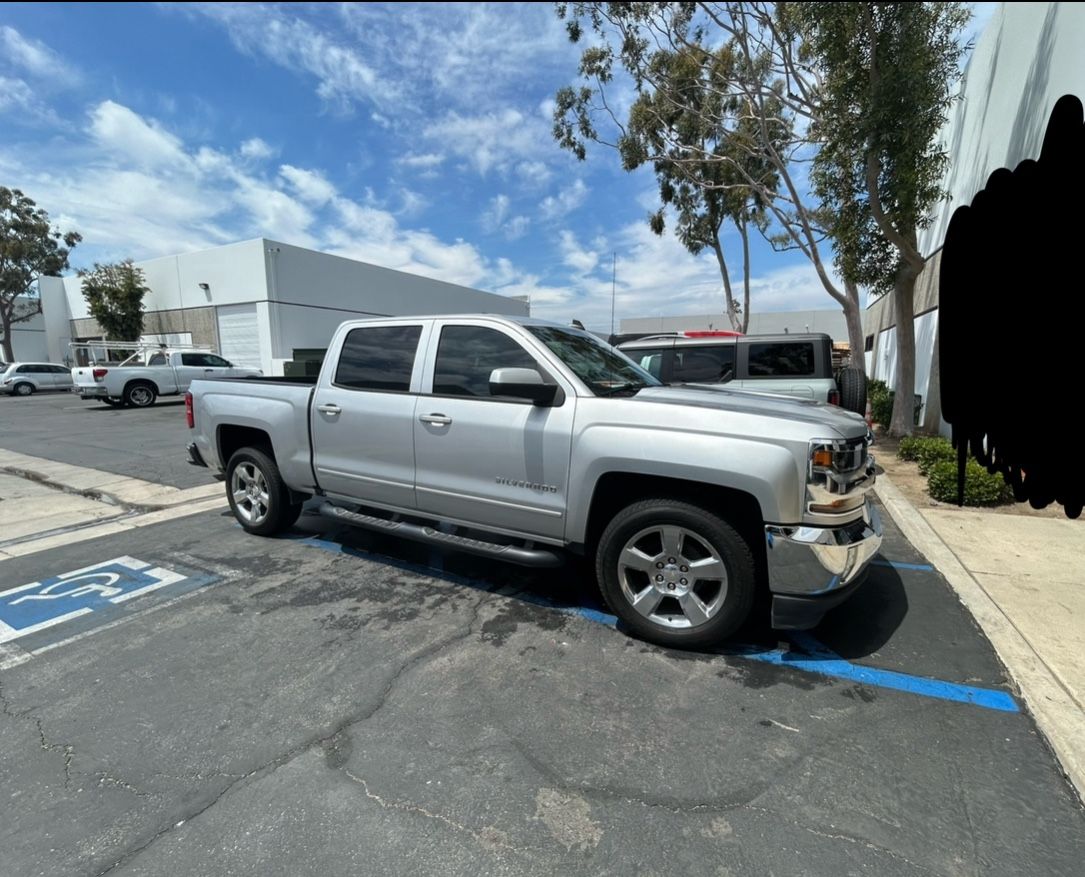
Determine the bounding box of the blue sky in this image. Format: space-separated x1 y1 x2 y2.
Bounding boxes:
0 2 996 333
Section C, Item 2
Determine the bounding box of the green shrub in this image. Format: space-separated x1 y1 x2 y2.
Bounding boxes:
927 459 1014 506
871 390 894 426
898 436 956 473
868 378 890 402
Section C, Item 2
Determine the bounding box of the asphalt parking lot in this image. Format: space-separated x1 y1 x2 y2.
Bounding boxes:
0 391 202 489
2 392 1083 875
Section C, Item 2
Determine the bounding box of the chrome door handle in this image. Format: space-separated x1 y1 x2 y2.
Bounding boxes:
317 403 342 415
419 413 452 425
203 369 214 372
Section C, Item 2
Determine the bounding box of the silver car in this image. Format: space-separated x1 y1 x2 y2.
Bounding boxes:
1 362 76 396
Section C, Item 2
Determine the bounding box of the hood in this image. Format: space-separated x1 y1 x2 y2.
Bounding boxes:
634 383 869 439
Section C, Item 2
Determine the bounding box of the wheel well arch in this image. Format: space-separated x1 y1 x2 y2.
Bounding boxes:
123 377 159 396
217 424 275 467
583 472 766 567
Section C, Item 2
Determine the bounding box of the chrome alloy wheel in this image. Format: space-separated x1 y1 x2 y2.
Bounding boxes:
128 385 154 406
231 462 271 525
616 524 729 629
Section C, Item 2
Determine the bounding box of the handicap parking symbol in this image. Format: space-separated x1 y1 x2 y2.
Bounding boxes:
0 556 187 644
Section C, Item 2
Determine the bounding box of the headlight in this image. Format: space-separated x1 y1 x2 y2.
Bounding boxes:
806 437 875 516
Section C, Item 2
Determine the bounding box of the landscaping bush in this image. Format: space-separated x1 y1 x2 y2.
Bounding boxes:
927 459 1014 506
871 390 894 427
898 436 956 474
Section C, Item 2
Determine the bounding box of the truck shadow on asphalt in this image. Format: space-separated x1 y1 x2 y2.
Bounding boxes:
280 507 908 681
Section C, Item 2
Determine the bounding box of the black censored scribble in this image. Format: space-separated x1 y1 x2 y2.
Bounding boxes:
940 94 1085 518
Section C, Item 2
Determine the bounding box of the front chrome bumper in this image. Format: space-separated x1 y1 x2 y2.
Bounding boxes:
764 499 883 628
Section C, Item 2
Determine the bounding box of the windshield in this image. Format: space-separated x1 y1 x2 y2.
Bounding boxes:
526 326 662 397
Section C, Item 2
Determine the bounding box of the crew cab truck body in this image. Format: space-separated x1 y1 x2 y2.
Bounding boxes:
73 348 260 408
187 315 882 649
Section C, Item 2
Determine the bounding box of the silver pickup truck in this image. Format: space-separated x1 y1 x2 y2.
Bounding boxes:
186 315 882 649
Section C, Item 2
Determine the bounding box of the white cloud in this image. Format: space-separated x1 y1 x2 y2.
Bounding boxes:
187 5 398 111
558 230 599 275
0 26 79 85
397 152 445 169
481 194 530 240
516 160 552 188
88 101 191 170
425 108 551 176
279 164 337 206
540 179 589 221
0 76 35 114
397 187 428 217
239 137 274 160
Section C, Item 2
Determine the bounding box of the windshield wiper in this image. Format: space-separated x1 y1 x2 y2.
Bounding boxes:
595 382 648 398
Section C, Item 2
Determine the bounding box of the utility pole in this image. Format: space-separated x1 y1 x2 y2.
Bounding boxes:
610 252 616 338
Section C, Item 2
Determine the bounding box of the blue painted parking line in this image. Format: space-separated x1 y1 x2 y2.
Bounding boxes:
0 556 215 646
297 534 1020 714
871 559 935 571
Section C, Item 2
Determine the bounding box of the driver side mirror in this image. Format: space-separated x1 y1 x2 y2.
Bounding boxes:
489 367 558 406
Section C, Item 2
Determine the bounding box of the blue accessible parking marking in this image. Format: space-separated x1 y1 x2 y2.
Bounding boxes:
298 535 1019 714
0 556 199 645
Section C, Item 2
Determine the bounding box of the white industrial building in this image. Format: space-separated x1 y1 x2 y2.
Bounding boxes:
35 238 529 374
864 1 1080 432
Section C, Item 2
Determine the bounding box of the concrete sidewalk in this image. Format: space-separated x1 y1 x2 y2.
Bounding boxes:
875 474 1085 798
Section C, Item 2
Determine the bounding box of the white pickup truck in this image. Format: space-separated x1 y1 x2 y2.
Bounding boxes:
74 348 261 408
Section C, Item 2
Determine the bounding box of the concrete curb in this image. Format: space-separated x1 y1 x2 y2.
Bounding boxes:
874 473 1085 800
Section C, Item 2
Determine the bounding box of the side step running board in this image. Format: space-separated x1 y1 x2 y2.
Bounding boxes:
317 503 563 568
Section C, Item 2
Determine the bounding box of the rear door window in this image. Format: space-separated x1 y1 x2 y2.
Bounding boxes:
746 342 815 377
334 325 423 392
673 345 736 383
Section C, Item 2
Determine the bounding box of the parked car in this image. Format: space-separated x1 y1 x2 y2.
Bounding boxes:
186 315 881 650
72 348 261 408
618 331 841 405
1 362 75 396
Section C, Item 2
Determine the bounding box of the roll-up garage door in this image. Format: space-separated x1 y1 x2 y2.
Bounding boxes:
216 304 261 370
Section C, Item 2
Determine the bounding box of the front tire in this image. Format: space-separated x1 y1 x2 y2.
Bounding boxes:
124 382 157 408
13 382 34 396
596 498 756 649
226 447 303 536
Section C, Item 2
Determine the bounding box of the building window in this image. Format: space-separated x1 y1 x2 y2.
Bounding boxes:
864 334 874 352
334 325 422 392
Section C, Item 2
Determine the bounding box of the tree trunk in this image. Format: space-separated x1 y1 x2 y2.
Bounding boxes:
842 280 865 369
739 216 751 334
889 260 921 436
709 233 742 332
0 311 13 362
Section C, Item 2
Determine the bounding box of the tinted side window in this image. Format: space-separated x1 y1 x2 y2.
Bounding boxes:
50 365 70 374
433 326 537 397
335 325 422 392
631 348 667 379
203 354 230 367
673 346 735 383
16 365 32 373
148 353 168 366
747 342 815 377
181 353 203 366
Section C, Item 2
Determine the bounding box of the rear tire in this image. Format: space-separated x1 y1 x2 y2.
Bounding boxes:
595 498 756 649
226 447 303 536
124 382 157 408
839 367 867 415
13 382 34 396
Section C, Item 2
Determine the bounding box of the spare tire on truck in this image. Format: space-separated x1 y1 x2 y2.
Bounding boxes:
839 367 867 415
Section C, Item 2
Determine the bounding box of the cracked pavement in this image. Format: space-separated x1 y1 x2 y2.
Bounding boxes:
1 505 1084 876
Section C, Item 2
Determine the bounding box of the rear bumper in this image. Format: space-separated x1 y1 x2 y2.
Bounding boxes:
186 442 208 468
764 500 883 629
78 386 110 398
